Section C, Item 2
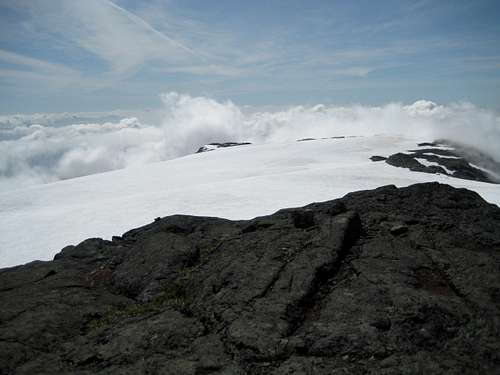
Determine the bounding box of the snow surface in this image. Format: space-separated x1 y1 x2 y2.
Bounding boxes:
1 135 500 268
416 145 456 151
421 153 461 159
469 162 499 178
415 157 455 175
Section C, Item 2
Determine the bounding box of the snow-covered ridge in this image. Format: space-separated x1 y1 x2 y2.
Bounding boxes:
1 135 499 268
1 94 499 190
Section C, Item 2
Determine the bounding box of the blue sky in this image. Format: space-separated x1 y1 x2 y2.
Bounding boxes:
0 0 499 114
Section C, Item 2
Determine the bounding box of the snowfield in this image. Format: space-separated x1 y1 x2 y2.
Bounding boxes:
1 135 500 268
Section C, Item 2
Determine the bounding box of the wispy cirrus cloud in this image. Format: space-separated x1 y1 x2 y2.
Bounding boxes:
21 0 202 76
68 0 203 76
331 67 374 77
0 49 83 89
0 0 239 89
1 0 499 111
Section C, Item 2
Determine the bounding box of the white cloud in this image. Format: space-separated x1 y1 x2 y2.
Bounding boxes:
0 110 147 131
0 117 167 188
1 93 499 190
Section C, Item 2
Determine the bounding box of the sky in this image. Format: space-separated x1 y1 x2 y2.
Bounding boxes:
0 0 500 114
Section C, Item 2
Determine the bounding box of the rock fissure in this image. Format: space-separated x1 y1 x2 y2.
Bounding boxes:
285 218 362 338
419 245 475 308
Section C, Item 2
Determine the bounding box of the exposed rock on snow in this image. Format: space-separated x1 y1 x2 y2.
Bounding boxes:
377 141 499 183
1 183 500 374
196 142 251 153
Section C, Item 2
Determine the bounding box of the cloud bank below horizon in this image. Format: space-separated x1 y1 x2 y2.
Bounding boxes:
1 93 499 190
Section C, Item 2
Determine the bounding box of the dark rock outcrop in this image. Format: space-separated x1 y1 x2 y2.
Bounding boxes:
386 152 449 175
1 183 500 374
417 142 439 147
196 142 251 153
370 155 387 162
374 141 499 184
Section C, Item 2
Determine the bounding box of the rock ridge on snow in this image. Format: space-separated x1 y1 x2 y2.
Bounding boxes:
1 183 500 374
195 142 252 153
372 141 500 184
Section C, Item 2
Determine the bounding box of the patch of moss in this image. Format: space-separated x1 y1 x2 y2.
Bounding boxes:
86 281 193 332
85 252 209 332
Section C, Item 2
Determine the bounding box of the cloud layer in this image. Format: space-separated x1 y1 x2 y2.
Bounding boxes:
1 93 499 190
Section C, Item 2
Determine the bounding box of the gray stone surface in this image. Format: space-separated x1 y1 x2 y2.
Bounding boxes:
1 183 500 374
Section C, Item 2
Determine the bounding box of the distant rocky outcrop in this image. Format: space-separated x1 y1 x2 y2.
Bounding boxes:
297 136 357 142
1 183 500 374
196 142 251 153
372 141 500 184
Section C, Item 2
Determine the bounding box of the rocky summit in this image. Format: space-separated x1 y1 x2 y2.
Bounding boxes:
1 183 500 374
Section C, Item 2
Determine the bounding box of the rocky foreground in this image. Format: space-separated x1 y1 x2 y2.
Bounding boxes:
1 183 500 374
